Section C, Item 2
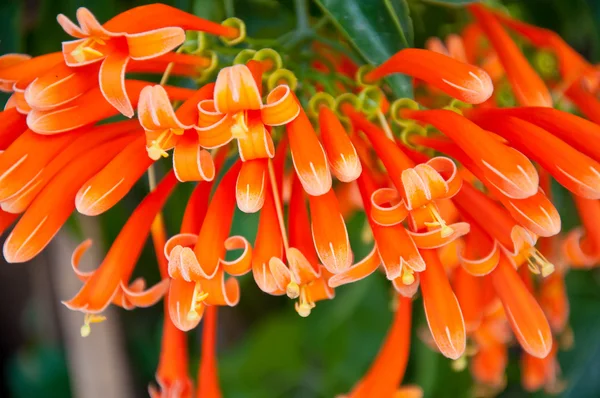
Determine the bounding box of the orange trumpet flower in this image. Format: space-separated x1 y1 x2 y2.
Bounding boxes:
63 171 176 335
491 253 552 358
56 4 237 117
196 306 222 398
467 113 600 199
0 108 27 150
402 108 539 200
364 48 493 104
318 106 362 182
342 296 422 398
196 64 300 164
563 196 600 267
468 4 552 107
420 249 466 360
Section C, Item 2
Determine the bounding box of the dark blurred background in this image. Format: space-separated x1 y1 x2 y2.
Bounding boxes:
2 0 600 397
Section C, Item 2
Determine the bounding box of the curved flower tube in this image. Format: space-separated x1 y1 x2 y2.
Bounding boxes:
491 253 553 359
63 171 177 314
467 114 600 199
364 48 493 104
468 4 552 107
343 296 420 398
402 109 539 200
420 249 466 360
0 52 63 93
0 108 27 150
3 135 136 263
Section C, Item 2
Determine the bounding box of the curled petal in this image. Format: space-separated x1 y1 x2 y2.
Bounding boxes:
460 241 501 276
261 85 300 126
168 278 203 332
287 247 320 285
70 239 95 282
268 257 293 293
214 64 262 114
127 27 186 61
173 135 215 182
202 270 240 307
167 245 210 282
370 188 408 226
426 157 462 198
221 236 253 276
562 228 598 268
195 100 235 148
120 278 170 308
138 85 192 131
99 52 133 117
328 246 380 288
236 117 275 161
408 221 470 249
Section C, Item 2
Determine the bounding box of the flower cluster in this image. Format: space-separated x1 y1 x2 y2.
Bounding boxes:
0 2 597 396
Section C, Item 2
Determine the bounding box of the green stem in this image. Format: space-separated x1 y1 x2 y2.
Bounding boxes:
224 0 235 18
294 0 310 31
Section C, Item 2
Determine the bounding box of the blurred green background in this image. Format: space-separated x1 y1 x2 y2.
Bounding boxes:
1 0 600 397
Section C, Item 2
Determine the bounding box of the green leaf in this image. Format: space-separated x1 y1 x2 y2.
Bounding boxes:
314 0 414 98
420 0 479 6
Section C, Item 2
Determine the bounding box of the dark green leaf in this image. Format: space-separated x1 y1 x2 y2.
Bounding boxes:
314 0 414 98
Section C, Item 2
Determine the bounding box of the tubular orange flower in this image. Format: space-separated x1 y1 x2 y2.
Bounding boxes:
318 106 362 182
0 52 64 94
345 106 465 245
1 121 139 214
3 134 138 263
410 135 560 237
491 253 552 358
521 346 562 393
307 188 352 274
468 4 552 107
463 106 600 163
453 265 483 333
285 95 331 196
63 171 176 320
56 4 236 117
236 158 268 213
420 249 466 360
364 48 493 104
27 80 194 134
197 306 222 398
402 108 539 199
196 64 299 162
343 296 421 398
564 80 600 124
491 8 598 93
467 113 600 199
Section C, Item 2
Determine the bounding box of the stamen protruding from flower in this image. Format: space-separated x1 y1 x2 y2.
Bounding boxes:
188 282 209 322
526 248 555 277
295 285 315 318
80 313 107 337
230 111 249 139
401 267 415 285
148 128 184 160
70 37 106 63
286 280 300 299
452 355 468 372
424 203 454 238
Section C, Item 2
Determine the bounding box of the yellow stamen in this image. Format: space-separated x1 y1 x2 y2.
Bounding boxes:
424 203 454 238
526 248 555 277
231 111 249 139
187 282 209 321
70 37 106 63
401 266 415 285
80 313 107 337
295 285 315 318
147 128 184 160
286 280 300 299
451 355 467 372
